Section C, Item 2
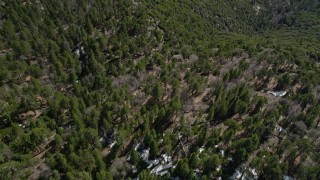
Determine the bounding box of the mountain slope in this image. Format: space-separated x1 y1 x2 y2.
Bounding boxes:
0 0 320 179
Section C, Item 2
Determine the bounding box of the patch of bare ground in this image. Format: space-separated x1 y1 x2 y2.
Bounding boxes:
28 133 56 180
194 87 210 104
18 110 43 121
245 135 280 166
32 133 56 157
217 56 242 76
110 157 131 178
255 91 279 104
291 83 302 94
28 161 51 180
102 147 111 157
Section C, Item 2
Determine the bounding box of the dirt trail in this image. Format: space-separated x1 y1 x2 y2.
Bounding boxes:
194 88 210 104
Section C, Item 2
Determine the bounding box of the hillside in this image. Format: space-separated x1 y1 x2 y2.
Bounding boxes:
0 0 320 179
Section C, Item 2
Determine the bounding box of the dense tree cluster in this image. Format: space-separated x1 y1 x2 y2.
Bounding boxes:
0 0 320 179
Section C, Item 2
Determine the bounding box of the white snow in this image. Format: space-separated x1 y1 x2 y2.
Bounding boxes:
108 141 116 148
221 150 225 157
135 142 173 177
249 168 258 177
147 159 160 169
199 147 205 153
275 124 284 132
267 91 287 97
134 142 141 151
230 167 258 180
75 49 80 57
194 168 203 174
231 169 242 179
140 149 150 162
216 165 221 171
283 175 295 180
161 154 172 163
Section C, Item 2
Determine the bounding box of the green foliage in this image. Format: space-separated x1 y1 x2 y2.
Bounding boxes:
0 0 320 179
138 169 158 180
252 152 288 180
203 155 221 176
130 150 140 166
188 153 200 169
149 139 158 160
174 159 196 180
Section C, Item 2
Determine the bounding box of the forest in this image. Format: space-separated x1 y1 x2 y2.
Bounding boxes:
0 0 320 179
